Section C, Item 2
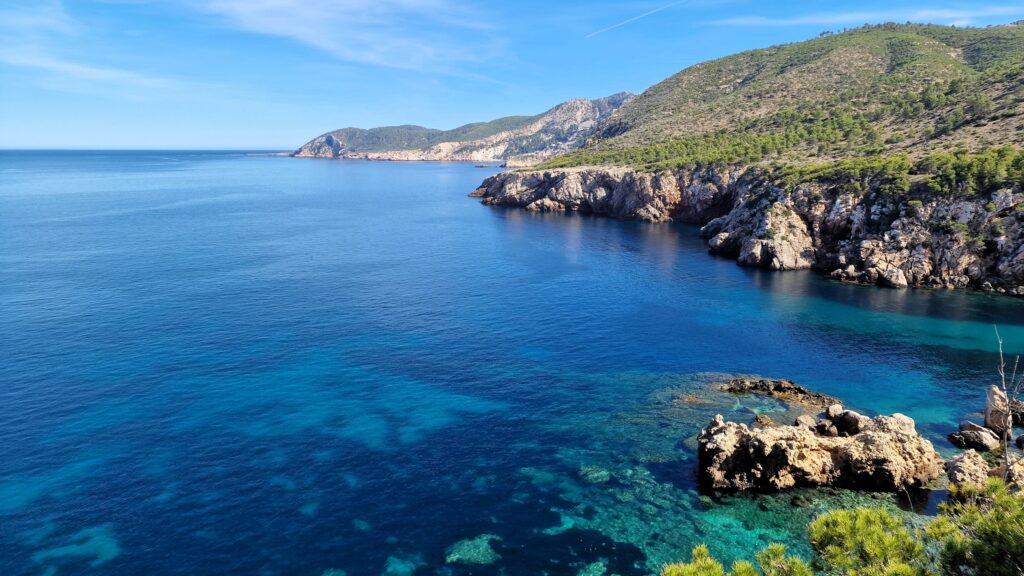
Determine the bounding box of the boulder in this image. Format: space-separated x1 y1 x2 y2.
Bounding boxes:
946 450 991 487
985 385 1012 436
949 421 1002 451
794 415 817 429
833 409 871 436
697 413 943 492
1017 435 1024 450
825 404 844 419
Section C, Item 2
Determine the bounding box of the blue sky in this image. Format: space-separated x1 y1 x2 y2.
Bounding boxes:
2 1 1023 149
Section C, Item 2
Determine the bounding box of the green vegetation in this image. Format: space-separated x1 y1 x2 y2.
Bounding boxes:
662 479 1024 576
662 544 811 576
927 480 1024 576
809 508 927 575
540 23 1024 174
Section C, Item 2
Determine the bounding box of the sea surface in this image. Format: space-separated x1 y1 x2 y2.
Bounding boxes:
2 150 1023 576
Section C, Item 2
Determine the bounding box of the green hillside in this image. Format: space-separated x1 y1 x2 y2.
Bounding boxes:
542 22 1024 171
311 115 542 153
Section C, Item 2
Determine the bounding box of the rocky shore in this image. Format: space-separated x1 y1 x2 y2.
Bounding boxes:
471 166 1024 293
698 378 1024 494
697 410 943 492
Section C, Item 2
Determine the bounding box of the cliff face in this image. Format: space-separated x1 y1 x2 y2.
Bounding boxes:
293 93 634 164
471 167 1024 293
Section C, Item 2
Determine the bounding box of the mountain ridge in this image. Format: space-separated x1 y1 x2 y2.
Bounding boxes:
293 92 634 164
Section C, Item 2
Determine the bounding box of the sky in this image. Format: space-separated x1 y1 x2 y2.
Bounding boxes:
1 1 1023 149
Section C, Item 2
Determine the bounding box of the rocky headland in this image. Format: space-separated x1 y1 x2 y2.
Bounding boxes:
471 165 1024 293
292 93 634 165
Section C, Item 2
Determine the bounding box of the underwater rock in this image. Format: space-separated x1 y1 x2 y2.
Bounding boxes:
697 413 943 492
946 450 991 487
445 534 501 565
949 421 1002 452
320 570 347 576
753 414 774 427
718 377 839 409
577 559 609 576
383 554 425 576
579 465 612 484
31 525 121 569
1017 435 1024 450
985 385 1013 436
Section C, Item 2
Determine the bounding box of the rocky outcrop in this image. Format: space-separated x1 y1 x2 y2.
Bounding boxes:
698 412 943 492
949 421 1003 451
472 166 1024 292
1011 399 1024 425
946 450 991 487
985 385 1013 436
718 377 839 409
293 93 634 165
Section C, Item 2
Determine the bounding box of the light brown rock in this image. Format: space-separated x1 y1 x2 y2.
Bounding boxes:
946 450 991 487
985 385 1012 436
697 413 943 492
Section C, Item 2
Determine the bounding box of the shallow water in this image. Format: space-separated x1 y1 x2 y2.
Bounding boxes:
1 151 1022 576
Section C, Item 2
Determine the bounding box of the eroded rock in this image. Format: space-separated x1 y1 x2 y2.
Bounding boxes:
946 450 991 487
472 167 1024 293
698 413 943 492
985 385 1012 436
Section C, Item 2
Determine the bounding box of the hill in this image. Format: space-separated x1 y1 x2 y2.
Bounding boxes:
474 23 1024 294
543 23 1024 170
293 93 634 164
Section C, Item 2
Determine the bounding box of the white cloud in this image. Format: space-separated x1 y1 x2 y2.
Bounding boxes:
714 5 1024 27
193 0 497 71
0 0 208 97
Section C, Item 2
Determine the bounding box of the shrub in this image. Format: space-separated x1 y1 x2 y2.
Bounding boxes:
808 508 928 575
665 480 1024 576
926 479 1024 576
661 544 811 576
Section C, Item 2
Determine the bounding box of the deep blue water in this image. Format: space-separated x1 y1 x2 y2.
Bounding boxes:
2 150 1023 576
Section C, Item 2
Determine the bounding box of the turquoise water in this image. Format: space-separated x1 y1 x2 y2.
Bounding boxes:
1 151 1022 575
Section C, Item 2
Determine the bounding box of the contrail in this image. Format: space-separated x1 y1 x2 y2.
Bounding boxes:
585 1 689 38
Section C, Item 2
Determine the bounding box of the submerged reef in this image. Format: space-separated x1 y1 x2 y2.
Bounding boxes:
445 534 502 565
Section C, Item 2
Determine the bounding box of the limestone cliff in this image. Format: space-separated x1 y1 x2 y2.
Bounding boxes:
471 166 1024 293
292 93 634 165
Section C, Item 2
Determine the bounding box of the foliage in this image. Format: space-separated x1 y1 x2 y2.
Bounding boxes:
926 479 1024 576
666 480 1024 576
916 146 1024 197
540 23 1024 171
808 508 927 575
661 544 810 576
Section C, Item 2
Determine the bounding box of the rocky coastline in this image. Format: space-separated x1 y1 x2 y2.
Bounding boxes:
471 166 1024 294
698 378 1024 494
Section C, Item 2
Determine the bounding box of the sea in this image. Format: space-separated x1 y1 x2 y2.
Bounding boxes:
2 150 1022 575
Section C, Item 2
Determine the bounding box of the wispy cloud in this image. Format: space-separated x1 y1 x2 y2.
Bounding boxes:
193 0 498 71
585 1 690 38
0 0 197 96
715 5 1024 27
